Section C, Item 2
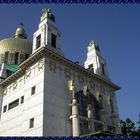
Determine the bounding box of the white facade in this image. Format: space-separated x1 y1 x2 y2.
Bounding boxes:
0 9 121 136
0 58 45 136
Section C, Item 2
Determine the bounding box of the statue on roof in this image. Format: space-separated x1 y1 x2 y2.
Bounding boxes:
89 40 96 47
88 40 100 51
40 8 55 22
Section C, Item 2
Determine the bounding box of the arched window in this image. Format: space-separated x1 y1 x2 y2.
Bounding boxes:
76 90 101 120
76 91 87 117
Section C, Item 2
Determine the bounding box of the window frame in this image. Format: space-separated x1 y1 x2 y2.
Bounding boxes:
21 96 24 104
3 105 7 113
51 33 57 48
14 52 19 64
8 99 19 110
31 86 36 95
36 34 41 49
29 118 34 128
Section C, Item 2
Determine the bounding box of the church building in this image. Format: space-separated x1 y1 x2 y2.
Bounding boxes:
0 9 121 136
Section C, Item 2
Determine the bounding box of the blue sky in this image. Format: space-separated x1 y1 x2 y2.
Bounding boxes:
0 4 140 122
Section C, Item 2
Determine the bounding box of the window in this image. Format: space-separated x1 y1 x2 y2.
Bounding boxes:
14 52 19 64
29 118 34 128
36 34 41 49
3 105 7 113
8 99 19 110
21 96 24 104
76 91 88 117
101 64 105 75
4 52 9 63
88 64 94 71
76 90 101 121
25 54 29 60
51 33 56 48
31 86 36 95
110 97 114 113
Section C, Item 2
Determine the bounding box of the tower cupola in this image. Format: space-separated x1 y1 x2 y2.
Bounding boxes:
84 40 109 79
32 8 63 56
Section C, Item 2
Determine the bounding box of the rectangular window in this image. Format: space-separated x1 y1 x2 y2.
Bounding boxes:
4 52 9 63
29 118 34 128
36 34 41 49
14 52 19 64
8 99 19 110
31 86 36 95
25 54 29 60
3 105 7 113
51 33 56 48
102 64 105 75
21 96 24 104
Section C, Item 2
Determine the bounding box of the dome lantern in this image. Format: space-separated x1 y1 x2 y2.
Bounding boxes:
14 23 27 39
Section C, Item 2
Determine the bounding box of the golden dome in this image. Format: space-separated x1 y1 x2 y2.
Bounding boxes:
0 25 32 65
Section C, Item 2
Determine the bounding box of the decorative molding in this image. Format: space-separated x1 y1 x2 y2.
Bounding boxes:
1 47 120 91
3 60 45 95
37 59 44 71
49 61 56 72
13 81 18 91
3 88 7 95
64 68 71 79
8 85 12 93
25 68 31 79
18 78 23 87
78 75 84 85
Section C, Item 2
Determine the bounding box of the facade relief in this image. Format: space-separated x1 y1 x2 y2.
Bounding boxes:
64 68 71 79
2 58 45 96
49 61 56 72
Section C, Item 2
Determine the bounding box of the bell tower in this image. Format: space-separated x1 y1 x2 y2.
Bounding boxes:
84 41 109 79
32 8 63 56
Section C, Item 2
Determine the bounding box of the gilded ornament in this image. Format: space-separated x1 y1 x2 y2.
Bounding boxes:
18 78 23 87
37 60 44 71
13 81 18 90
3 88 7 95
25 68 31 79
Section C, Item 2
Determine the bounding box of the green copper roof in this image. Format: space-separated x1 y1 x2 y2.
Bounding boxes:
6 64 18 73
0 64 18 73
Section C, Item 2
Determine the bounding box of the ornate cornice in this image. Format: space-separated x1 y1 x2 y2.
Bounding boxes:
0 46 120 91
